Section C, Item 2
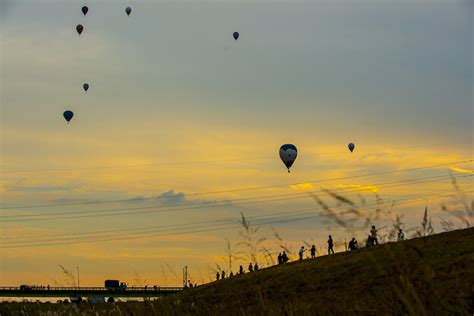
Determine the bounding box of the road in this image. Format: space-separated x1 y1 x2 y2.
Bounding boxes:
0 286 182 298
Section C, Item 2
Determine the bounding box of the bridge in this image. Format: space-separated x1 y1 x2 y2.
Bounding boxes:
0 286 183 298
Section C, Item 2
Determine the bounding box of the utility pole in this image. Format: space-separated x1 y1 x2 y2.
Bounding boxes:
182 266 188 287
76 266 80 288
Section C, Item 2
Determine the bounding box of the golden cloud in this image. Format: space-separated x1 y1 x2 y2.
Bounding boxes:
449 166 474 174
334 184 379 193
289 183 314 190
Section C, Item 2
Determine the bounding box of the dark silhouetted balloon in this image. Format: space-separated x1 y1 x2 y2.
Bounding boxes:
125 7 132 16
348 143 355 153
233 32 239 40
81 6 88 16
76 24 84 35
83 83 89 92
63 111 74 123
279 144 298 173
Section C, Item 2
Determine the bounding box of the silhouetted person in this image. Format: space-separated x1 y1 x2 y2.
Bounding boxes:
310 245 316 258
216 272 220 280
248 263 253 272
229 272 234 277
47 285 50 291
278 252 282 264
254 263 259 271
397 228 405 241
221 271 226 279
328 235 334 254
299 246 306 260
348 238 358 251
239 265 244 274
366 235 373 247
282 251 289 263
370 225 378 245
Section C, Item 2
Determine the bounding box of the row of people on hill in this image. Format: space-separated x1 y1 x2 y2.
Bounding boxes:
296 244 317 261
343 226 405 252
214 226 407 281
292 226 406 261
278 251 289 263
216 263 260 280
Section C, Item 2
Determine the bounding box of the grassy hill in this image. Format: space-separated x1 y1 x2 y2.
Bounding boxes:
1 228 473 315
156 227 474 315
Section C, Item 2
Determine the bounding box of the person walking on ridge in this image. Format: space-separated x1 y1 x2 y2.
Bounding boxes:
370 225 378 245
310 245 316 258
328 235 334 254
397 228 405 241
299 246 306 260
348 237 358 251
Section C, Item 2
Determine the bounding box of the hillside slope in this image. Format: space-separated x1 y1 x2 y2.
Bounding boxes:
1 228 473 315
157 228 474 315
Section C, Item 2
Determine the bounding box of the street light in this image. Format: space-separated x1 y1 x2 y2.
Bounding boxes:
76 266 80 288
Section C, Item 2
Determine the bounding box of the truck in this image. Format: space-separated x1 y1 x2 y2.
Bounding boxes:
19 285 32 291
104 280 127 291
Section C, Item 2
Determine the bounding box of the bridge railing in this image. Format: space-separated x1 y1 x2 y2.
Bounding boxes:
0 286 183 292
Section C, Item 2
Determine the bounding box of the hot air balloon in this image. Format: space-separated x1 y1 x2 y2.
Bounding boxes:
83 83 89 92
233 32 239 41
348 143 355 153
76 24 84 35
279 144 298 173
63 110 74 124
125 7 132 16
81 6 88 16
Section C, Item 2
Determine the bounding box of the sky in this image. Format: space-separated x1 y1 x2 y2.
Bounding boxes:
0 0 473 288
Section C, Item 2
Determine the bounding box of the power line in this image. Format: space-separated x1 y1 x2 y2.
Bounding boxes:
2 174 470 222
1 159 471 210
0 189 453 240
1 189 462 246
1 172 465 218
2 185 466 242
1 173 470 223
3 185 462 243
1 187 468 249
